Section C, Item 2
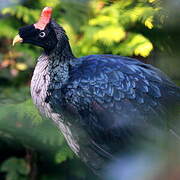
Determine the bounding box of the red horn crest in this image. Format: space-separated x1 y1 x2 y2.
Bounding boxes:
34 7 52 30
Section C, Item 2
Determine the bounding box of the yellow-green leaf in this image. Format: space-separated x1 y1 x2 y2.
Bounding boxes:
16 63 28 71
93 26 126 44
134 42 153 57
145 16 154 29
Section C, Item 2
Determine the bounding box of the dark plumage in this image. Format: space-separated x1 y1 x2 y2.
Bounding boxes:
13 7 180 176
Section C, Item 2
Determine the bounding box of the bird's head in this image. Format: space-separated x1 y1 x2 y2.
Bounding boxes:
13 7 68 54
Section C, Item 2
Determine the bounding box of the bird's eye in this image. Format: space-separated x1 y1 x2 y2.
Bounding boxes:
39 32 46 38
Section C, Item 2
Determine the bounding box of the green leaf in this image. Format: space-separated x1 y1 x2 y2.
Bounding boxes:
1 157 30 180
55 144 74 163
93 26 126 44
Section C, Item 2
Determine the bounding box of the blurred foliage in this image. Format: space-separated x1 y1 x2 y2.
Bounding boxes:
0 0 179 179
1 157 30 180
76 0 158 57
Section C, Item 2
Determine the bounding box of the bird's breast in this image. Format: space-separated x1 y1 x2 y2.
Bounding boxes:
30 59 53 118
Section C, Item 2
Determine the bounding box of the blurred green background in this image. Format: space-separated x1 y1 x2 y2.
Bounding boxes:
0 0 179 179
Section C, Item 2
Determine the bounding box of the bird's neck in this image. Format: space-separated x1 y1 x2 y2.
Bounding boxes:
42 41 75 89
47 35 75 60
48 41 74 66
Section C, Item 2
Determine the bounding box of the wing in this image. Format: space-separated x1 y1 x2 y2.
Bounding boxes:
63 55 180 157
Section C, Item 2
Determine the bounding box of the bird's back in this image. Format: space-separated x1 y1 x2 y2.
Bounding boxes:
65 54 179 124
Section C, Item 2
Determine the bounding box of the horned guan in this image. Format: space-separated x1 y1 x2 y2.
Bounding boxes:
13 7 180 175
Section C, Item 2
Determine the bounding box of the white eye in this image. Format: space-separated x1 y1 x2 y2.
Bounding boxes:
39 32 46 38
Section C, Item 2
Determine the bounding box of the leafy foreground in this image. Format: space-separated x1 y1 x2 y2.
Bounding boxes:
0 99 97 179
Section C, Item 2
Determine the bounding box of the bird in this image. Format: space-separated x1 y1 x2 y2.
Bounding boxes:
13 7 180 177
